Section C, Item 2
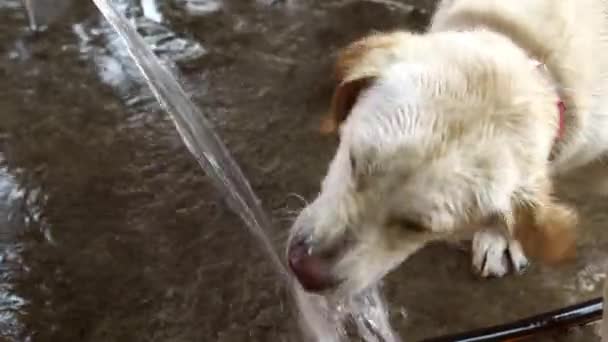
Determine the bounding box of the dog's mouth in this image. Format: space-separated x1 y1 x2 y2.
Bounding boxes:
287 237 350 293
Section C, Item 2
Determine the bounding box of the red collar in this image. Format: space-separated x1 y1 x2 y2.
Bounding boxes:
534 61 566 141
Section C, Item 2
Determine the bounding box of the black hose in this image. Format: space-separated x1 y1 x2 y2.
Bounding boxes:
422 297 603 342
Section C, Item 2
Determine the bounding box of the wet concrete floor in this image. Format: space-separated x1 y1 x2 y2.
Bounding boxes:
0 0 607 341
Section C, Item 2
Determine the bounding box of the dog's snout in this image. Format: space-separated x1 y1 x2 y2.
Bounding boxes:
288 240 337 292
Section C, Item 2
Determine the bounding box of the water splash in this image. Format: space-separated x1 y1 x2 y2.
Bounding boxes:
141 0 162 23
174 0 222 15
90 0 399 340
0 160 28 340
21 0 71 31
22 0 38 31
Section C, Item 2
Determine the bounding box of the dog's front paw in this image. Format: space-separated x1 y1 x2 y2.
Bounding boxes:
472 230 529 278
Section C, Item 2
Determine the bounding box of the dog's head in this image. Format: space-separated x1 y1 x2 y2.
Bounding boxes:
287 31 577 296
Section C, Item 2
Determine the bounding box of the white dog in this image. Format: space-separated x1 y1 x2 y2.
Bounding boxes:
287 0 608 297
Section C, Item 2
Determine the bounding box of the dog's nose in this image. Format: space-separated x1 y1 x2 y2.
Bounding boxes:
288 240 337 292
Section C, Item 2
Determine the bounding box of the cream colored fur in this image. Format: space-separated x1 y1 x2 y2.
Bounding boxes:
289 0 608 296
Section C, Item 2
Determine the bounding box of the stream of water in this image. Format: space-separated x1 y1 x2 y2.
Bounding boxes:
87 0 399 340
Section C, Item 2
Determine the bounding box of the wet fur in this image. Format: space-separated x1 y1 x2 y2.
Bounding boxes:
290 0 608 296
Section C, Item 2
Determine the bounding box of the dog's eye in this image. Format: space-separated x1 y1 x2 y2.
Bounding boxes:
389 217 427 232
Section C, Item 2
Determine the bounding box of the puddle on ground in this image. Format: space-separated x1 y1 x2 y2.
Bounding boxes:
0 0 606 341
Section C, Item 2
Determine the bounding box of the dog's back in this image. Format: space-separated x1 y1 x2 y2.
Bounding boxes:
431 0 608 172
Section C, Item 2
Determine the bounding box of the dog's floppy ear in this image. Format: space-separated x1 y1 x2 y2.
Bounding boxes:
319 31 412 134
320 34 388 135
320 77 374 135
510 190 578 264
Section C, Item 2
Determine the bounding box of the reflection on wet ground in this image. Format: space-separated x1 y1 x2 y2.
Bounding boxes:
0 0 606 341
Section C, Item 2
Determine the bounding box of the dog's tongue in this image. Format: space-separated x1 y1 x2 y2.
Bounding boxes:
288 243 335 292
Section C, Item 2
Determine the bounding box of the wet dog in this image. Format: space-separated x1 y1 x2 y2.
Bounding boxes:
287 0 608 296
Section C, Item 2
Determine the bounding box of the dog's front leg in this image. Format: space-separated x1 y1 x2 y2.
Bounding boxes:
472 228 529 278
